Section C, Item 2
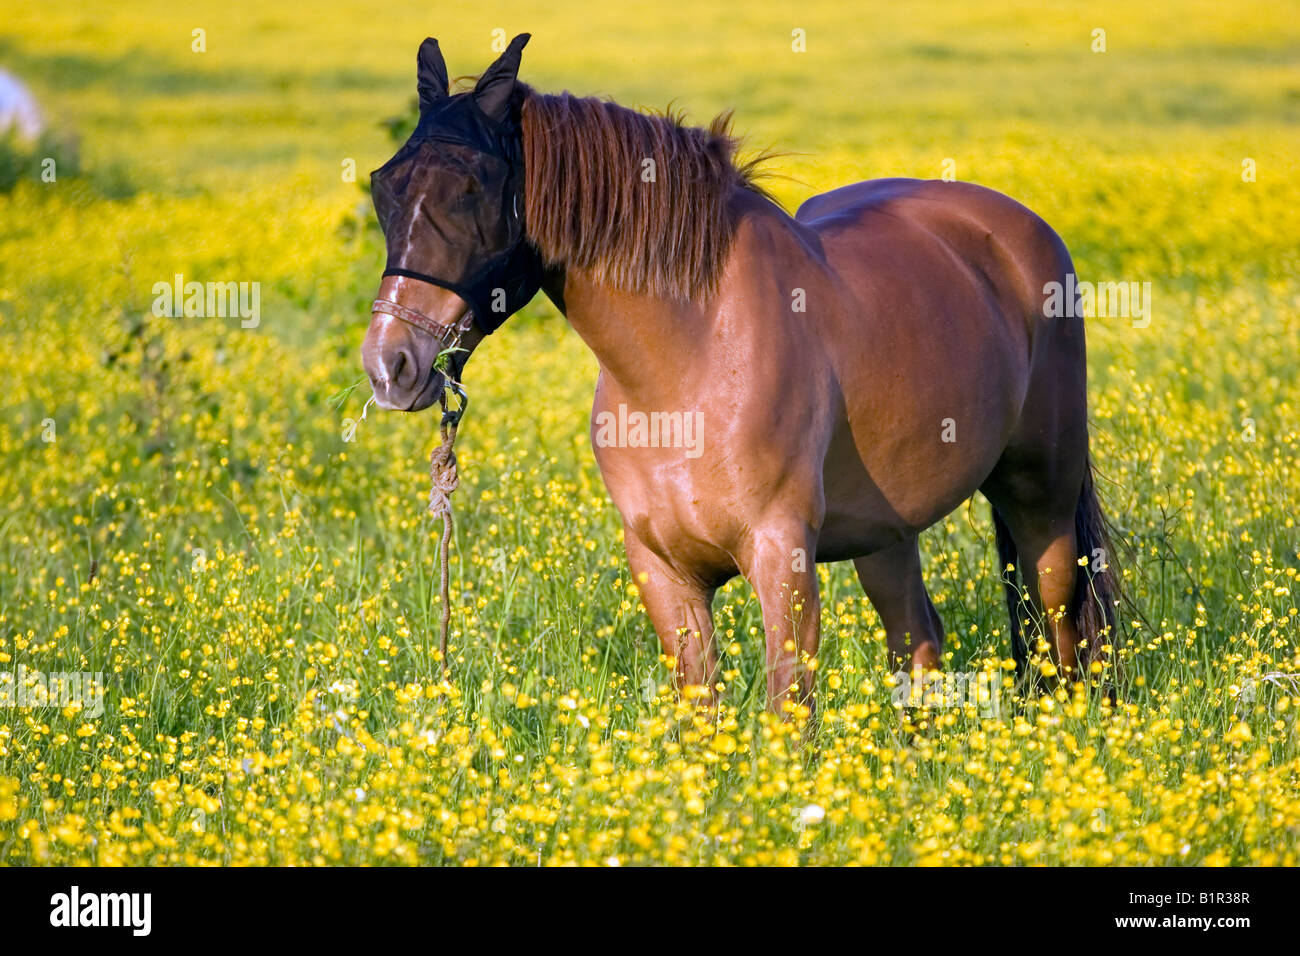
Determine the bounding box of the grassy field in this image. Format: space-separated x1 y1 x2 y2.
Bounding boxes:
1 0 1298 865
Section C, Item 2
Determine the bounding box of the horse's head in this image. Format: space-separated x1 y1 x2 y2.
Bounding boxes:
363 33 542 412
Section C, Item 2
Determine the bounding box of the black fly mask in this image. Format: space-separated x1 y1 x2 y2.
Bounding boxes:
370 34 542 336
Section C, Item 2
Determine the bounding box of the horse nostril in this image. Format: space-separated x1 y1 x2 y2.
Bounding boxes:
389 348 414 389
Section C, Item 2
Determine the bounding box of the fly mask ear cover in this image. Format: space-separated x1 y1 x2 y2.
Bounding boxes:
371 35 543 336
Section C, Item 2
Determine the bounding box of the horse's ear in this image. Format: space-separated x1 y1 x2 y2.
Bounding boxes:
417 38 449 111
474 33 530 122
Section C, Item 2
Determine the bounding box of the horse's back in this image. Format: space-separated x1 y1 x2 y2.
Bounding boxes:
794 177 1082 379
797 178 1073 314
796 177 1052 237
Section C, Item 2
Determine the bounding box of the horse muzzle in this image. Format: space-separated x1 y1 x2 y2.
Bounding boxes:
361 277 474 411
361 317 445 411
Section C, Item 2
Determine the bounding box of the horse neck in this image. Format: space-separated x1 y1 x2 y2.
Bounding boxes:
557 271 710 397
538 187 774 397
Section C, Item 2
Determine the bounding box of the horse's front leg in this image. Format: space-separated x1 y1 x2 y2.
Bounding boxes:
741 521 821 718
624 532 719 705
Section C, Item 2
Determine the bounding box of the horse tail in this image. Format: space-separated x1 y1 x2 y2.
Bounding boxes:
991 506 1027 672
1071 454 1121 681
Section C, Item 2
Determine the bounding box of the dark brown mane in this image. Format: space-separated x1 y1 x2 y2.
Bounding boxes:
519 89 769 302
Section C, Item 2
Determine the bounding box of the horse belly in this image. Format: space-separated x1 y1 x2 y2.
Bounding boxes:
818 306 1028 559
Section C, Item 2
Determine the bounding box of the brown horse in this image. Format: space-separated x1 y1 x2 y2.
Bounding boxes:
362 35 1120 714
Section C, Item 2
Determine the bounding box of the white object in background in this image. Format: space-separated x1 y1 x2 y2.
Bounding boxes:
0 68 44 142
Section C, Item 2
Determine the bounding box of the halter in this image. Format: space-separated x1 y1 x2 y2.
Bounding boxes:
369 290 474 351
369 289 472 426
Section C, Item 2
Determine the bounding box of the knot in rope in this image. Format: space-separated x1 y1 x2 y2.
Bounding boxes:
427 420 460 519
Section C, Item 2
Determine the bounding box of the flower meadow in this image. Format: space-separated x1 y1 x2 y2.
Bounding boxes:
1 0 1298 865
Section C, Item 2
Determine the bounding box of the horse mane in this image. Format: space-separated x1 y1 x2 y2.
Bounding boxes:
519 88 770 302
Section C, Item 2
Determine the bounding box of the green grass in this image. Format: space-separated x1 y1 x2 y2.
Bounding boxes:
0 0 1297 865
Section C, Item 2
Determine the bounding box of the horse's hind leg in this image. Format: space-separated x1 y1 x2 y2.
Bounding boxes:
624 532 719 705
982 423 1090 681
853 537 944 675
988 502 1084 678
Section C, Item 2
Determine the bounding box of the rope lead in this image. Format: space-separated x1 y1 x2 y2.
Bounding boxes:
427 390 463 678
